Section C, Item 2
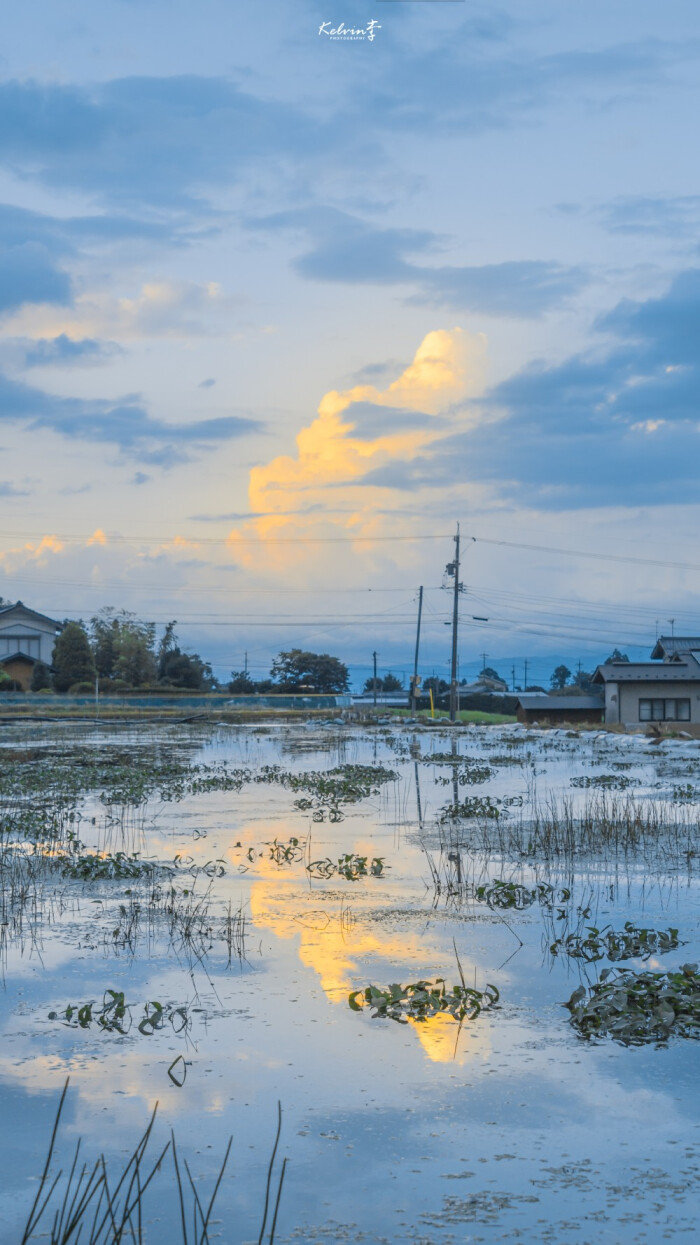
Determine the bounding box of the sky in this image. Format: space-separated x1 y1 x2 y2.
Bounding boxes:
1 0 699 689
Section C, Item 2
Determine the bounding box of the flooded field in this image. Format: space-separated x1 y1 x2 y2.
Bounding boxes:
0 718 698 1243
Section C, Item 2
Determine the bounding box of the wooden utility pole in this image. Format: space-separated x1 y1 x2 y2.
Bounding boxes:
449 524 461 723
372 650 378 705
411 585 423 716
523 658 528 689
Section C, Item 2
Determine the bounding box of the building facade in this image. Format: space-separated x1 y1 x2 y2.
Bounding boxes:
0 601 61 690
593 636 700 727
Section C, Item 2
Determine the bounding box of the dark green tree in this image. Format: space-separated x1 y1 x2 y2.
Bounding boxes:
363 673 403 693
550 664 572 690
480 666 502 682
423 676 448 695
228 670 256 693
30 661 53 691
605 648 630 663
270 649 349 693
53 622 96 693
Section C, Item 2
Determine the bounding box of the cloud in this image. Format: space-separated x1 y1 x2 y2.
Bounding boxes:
3 280 237 341
21 335 122 367
366 270 700 508
0 242 71 313
597 195 700 238
0 370 263 462
363 31 695 136
0 76 327 209
250 209 585 316
0 480 29 497
226 328 485 565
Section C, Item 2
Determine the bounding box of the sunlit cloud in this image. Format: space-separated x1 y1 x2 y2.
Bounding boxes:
226 328 486 570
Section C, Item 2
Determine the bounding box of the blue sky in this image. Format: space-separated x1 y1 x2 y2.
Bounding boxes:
1 1 699 687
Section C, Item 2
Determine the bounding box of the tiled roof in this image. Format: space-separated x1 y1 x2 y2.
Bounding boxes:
650 636 700 659
593 655 700 683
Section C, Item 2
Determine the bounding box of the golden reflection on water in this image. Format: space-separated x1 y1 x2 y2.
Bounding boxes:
246 849 491 1064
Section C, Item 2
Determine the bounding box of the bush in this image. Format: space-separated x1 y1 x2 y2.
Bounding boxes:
68 681 96 695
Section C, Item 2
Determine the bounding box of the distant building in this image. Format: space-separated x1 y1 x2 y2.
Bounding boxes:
0 601 61 690
592 636 700 726
460 675 509 694
515 694 604 726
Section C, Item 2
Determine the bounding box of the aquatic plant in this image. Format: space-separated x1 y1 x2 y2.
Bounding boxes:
59 851 168 880
349 978 499 1024
21 1078 287 1244
550 922 682 963
564 963 699 1045
438 795 501 822
48 991 190 1037
307 854 386 881
571 774 636 790
475 879 565 910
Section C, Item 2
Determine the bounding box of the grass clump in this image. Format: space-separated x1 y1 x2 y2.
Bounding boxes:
564 963 699 1045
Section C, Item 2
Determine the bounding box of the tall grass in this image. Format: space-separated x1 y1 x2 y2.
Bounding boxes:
22 1079 286 1244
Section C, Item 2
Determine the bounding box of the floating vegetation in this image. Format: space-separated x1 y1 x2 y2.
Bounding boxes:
475 879 566 910
349 978 500 1024
266 836 305 865
307 854 387 881
571 774 636 790
21 1078 287 1244
436 764 493 787
564 964 700 1045
438 795 501 822
672 783 699 804
48 990 190 1036
550 922 682 963
59 850 168 880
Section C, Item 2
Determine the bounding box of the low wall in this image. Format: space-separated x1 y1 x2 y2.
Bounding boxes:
0 693 352 711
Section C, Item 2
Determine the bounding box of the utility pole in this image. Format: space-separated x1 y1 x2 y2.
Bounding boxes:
411 586 423 716
480 651 488 673
511 665 515 692
244 651 248 677
668 617 675 637
372 650 378 706
523 658 528 690
447 524 461 723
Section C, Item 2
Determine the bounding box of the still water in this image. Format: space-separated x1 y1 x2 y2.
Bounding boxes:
0 719 697 1242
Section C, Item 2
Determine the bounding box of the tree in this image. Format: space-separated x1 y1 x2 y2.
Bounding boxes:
228 670 256 693
270 649 349 693
550 664 572 690
480 666 502 682
91 609 122 678
156 622 216 690
53 622 96 693
113 626 157 687
424 676 448 695
605 648 629 664
30 661 53 691
362 673 403 693
572 668 594 692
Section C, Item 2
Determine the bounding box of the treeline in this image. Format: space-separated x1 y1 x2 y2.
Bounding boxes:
26 610 217 694
21 611 351 696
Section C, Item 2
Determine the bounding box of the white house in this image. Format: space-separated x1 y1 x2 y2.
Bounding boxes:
0 601 61 690
592 636 700 727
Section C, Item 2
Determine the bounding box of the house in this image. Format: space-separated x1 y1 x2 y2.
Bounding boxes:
460 674 509 694
515 694 604 726
592 636 700 726
0 601 61 690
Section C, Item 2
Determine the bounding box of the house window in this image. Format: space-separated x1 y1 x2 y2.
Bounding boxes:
639 698 690 722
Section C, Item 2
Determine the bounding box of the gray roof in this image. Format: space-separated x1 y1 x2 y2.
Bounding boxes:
517 695 603 711
0 600 60 629
650 636 700 659
593 655 700 684
0 651 38 666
